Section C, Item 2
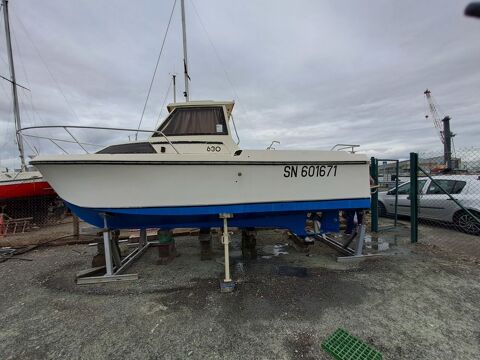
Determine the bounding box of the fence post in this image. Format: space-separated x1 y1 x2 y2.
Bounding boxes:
370 157 378 233
410 152 418 243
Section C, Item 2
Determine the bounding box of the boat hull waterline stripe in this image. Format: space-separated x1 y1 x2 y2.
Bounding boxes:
72 197 370 212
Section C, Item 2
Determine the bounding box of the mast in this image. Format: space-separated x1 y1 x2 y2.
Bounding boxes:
2 0 26 170
180 0 190 101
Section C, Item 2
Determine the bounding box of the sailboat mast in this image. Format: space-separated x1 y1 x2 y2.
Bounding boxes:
180 0 190 101
2 0 26 170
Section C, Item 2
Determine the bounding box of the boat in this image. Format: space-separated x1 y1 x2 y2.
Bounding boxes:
0 0 57 219
0 171 54 200
30 100 370 236
27 1 370 238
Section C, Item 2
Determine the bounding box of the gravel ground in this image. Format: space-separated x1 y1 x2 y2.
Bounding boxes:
0 230 479 360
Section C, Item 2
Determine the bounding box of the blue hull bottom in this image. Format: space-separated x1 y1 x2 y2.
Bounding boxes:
66 198 370 237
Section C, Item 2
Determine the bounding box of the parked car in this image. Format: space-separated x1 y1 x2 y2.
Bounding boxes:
378 175 480 235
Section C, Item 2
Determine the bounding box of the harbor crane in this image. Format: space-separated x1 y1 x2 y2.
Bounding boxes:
424 89 455 170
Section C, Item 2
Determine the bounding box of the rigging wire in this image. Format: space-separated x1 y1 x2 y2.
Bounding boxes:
154 77 173 129
230 114 240 145
11 23 44 155
135 0 177 140
188 0 242 144
12 12 81 124
188 0 240 102
0 76 14 149
11 32 47 154
9 8 47 154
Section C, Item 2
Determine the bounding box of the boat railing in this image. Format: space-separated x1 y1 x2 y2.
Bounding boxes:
330 144 360 153
17 125 181 155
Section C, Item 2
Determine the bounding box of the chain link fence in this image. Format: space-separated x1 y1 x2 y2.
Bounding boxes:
414 148 480 259
372 149 480 259
0 190 71 246
370 158 412 250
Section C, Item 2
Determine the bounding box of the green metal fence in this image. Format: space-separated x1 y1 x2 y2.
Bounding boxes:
370 148 480 258
370 157 411 248
410 148 480 258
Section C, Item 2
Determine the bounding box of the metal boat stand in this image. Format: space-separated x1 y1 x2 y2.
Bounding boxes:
76 215 151 285
219 213 236 293
314 219 382 262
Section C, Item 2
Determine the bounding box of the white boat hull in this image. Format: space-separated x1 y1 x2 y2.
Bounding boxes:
32 151 370 208
31 150 370 235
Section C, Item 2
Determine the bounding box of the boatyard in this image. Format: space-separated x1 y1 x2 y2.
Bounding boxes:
0 222 479 359
1 1 480 359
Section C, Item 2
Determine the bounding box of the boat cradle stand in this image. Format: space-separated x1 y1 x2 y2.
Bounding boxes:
219 213 236 293
76 214 151 285
312 210 382 262
314 223 367 262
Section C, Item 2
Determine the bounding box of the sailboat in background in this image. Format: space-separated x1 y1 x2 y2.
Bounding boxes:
0 0 56 219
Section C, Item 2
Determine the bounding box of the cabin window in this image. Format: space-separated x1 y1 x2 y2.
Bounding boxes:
96 142 156 154
154 107 227 137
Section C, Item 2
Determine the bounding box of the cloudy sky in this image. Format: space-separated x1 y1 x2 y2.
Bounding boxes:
0 0 479 169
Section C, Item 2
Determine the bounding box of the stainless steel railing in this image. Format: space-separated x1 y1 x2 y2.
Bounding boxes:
330 144 360 153
17 125 180 155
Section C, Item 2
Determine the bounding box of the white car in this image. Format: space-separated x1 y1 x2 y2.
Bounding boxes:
378 175 480 235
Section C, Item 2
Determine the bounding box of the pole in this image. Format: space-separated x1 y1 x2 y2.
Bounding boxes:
180 0 190 101
442 116 453 169
172 74 177 103
2 0 26 170
102 215 113 276
410 153 418 243
370 157 378 233
222 217 231 282
394 160 399 227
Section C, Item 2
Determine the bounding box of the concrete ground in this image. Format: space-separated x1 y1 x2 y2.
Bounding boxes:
0 229 479 360
378 216 480 261
417 221 480 261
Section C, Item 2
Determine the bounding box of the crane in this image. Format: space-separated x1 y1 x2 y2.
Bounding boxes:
423 89 455 170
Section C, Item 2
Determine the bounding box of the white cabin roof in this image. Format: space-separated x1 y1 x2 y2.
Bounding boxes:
167 100 235 116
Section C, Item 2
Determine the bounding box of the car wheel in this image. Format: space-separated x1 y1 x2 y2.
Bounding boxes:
453 210 480 235
378 202 387 217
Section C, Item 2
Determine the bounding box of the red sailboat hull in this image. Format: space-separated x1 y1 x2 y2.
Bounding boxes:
0 180 56 200
0 175 59 223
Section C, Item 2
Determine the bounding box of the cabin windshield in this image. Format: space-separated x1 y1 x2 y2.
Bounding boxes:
154 107 228 137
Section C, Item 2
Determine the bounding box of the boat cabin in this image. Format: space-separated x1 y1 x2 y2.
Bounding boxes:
97 101 239 155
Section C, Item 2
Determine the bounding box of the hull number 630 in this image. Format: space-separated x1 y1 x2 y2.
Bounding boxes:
283 165 337 178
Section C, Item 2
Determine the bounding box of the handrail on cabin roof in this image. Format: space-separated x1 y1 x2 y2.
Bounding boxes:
17 125 181 155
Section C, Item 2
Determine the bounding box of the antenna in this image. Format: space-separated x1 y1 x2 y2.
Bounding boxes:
180 0 190 101
172 74 177 103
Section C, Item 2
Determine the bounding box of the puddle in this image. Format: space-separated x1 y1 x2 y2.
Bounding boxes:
365 234 390 252
261 243 289 257
364 231 412 252
277 265 309 277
